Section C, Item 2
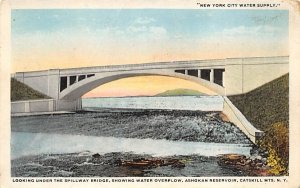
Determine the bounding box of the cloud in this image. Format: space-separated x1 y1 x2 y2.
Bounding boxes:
127 25 147 33
128 25 166 35
97 26 125 36
149 26 167 35
134 17 156 25
222 25 282 37
126 16 167 37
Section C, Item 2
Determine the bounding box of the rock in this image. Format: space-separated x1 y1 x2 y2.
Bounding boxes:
92 153 101 158
262 158 267 164
133 158 145 162
219 154 246 160
217 154 247 166
250 162 256 167
115 159 122 166
121 158 164 168
261 151 269 158
256 156 262 160
130 169 144 176
250 146 260 155
256 163 263 167
119 158 186 169
171 162 185 168
69 166 78 171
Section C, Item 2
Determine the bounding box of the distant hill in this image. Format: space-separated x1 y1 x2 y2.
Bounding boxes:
155 88 207 97
11 78 50 101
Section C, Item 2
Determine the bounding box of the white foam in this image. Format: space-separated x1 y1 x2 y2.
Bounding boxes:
11 132 251 159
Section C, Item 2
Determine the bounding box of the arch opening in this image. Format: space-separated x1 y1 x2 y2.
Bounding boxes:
59 71 225 100
83 75 217 98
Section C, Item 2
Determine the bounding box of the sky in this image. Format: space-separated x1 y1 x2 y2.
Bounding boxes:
11 9 289 97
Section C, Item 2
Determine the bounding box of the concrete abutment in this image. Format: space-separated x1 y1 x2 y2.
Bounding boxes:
56 98 82 111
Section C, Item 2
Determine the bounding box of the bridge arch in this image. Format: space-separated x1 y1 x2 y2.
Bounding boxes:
59 70 225 100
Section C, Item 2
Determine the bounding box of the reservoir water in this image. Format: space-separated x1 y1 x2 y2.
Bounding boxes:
82 96 224 111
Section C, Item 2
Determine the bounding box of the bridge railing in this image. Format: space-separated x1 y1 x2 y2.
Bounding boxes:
58 59 226 75
11 99 56 114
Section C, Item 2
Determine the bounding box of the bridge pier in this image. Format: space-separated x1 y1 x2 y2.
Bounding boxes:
56 98 82 111
67 76 70 88
210 69 214 83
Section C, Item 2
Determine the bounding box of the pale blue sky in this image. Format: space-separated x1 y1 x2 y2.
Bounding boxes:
12 9 288 38
11 9 289 72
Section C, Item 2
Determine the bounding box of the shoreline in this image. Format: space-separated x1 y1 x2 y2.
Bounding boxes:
11 151 270 177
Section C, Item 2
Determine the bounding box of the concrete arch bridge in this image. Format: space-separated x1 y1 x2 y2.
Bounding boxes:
12 56 289 143
13 56 288 111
